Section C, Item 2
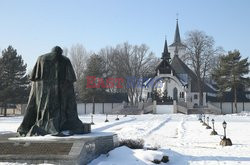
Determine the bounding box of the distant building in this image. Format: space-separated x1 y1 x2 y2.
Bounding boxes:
142 20 250 114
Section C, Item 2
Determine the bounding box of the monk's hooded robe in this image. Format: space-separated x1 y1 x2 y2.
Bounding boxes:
17 47 87 136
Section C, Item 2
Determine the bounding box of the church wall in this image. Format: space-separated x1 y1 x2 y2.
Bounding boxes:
165 78 184 100
141 88 149 101
186 92 208 107
156 105 174 114
189 92 200 106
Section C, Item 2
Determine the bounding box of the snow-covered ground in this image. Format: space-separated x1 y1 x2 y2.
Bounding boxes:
1 113 250 165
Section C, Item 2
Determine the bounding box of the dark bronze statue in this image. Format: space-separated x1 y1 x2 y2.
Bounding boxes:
17 46 90 136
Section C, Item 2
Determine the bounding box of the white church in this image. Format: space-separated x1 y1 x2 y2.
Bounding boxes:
141 20 250 114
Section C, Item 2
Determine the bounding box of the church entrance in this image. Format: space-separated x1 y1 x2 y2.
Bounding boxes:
151 77 173 104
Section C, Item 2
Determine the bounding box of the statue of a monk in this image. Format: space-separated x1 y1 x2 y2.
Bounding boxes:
17 46 90 136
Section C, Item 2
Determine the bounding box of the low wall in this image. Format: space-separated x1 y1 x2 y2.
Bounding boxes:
77 103 123 115
156 105 174 114
13 103 124 115
210 102 250 114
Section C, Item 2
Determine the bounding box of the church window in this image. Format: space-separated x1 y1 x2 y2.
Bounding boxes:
181 92 184 98
194 94 198 99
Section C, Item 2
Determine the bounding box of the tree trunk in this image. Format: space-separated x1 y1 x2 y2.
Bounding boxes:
92 96 95 114
197 77 203 106
4 104 7 117
199 90 203 106
234 86 237 113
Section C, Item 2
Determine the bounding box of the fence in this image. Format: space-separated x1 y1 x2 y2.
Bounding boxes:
77 102 124 115
209 102 250 114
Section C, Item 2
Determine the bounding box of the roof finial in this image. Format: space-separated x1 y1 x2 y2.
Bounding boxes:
176 13 179 21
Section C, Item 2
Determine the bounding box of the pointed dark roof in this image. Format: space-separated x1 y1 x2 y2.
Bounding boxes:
170 19 185 47
155 39 173 74
171 55 215 93
161 39 171 60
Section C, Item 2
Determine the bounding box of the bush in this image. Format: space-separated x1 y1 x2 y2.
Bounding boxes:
119 139 144 149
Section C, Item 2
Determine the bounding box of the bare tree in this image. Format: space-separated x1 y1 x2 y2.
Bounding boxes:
70 44 89 80
69 44 89 100
183 30 222 106
101 42 158 105
63 47 68 57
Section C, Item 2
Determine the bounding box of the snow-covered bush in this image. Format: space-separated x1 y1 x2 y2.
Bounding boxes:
119 139 144 149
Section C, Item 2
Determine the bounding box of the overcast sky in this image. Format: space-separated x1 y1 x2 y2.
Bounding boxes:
0 0 249 71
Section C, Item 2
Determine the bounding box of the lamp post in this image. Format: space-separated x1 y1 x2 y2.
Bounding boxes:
115 114 119 120
198 114 202 122
206 116 212 129
220 121 232 146
222 121 227 139
210 119 218 135
105 114 109 122
200 114 203 123
91 114 95 125
202 114 207 126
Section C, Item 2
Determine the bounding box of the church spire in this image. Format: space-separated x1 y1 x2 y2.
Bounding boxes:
161 38 171 60
173 19 181 45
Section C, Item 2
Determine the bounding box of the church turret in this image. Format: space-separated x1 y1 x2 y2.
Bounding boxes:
161 39 171 61
156 38 173 75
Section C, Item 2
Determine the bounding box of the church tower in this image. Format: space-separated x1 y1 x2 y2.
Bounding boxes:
168 19 186 59
156 38 172 75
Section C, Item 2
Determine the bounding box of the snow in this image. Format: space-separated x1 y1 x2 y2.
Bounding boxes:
89 146 166 165
1 113 250 164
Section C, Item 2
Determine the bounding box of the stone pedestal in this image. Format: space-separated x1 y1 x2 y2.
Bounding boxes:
0 132 118 165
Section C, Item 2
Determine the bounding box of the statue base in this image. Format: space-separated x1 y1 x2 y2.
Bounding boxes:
0 132 118 165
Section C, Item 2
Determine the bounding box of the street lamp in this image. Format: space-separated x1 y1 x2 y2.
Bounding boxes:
202 114 207 126
105 114 109 122
222 121 227 138
206 116 212 129
91 114 95 125
220 121 232 146
210 119 218 135
115 114 119 120
198 114 202 122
